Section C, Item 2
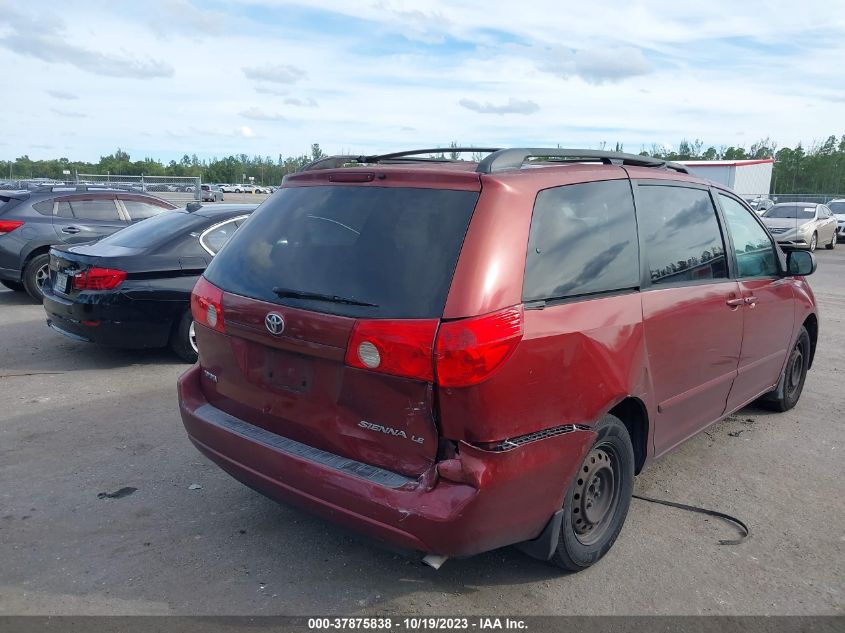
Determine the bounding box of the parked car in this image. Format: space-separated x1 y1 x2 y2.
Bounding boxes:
177 147 818 572
827 198 845 242
749 197 774 215
761 202 838 251
220 184 253 193
0 186 177 300
201 184 224 202
42 203 257 362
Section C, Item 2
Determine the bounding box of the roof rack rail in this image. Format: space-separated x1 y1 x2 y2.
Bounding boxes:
476 148 689 174
32 184 137 193
299 147 501 171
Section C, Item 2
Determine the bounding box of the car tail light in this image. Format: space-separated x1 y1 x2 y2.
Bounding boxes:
72 267 127 290
0 220 24 235
345 319 438 381
191 277 225 333
434 305 523 387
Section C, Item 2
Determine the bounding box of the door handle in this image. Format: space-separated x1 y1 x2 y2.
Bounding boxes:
61 226 81 234
726 297 745 307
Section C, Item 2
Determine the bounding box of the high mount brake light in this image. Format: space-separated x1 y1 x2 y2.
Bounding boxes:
344 306 524 387
72 267 126 290
191 277 225 333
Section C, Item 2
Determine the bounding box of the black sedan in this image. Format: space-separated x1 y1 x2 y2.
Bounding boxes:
42 203 256 362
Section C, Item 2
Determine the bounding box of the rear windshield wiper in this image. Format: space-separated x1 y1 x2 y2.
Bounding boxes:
272 287 378 307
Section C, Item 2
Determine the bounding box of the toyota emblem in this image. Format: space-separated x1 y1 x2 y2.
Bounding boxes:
265 312 285 335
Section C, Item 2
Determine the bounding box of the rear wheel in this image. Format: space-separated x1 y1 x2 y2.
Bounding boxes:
169 310 199 363
1 280 25 292
826 230 836 249
757 326 810 412
551 414 634 572
22 253 50 302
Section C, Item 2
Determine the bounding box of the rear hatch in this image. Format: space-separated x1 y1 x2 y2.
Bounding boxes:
196 178 480 477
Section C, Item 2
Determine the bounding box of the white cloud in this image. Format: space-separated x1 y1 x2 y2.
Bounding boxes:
240 107 286 121
541 47 652 84
51 108 87 119
459 98 540 115
284 97 318 107
237 126 256 138
242 64 306 84
46 90 79 100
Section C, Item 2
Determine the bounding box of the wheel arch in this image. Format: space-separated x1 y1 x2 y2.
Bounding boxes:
802 313 818 369
608 397 649 474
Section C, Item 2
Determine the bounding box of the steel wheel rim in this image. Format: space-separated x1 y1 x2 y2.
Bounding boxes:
188 321 198 353
35 263 49 290
786 344 804 398
572 444 621 545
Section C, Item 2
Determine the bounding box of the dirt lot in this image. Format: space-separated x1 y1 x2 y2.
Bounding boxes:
0 248 843 616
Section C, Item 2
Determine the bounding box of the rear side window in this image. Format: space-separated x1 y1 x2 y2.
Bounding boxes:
200 218 242 255
32 200 54 215
637 185 727 285
68 199 121 221
523 179 640 302
204 186 479 318
122 199 171 221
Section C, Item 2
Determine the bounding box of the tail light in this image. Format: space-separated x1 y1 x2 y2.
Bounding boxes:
191 277 225 333
72 267 126 290
343 305 524 387
0 220 24 235
345 319 438 381
434 305 523 387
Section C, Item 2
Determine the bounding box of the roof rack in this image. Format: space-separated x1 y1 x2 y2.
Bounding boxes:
300 147 501 171
299 147 689 175
476 148 689 174
32 184 138 193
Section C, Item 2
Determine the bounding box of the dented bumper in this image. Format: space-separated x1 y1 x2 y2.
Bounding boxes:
178 363 595 557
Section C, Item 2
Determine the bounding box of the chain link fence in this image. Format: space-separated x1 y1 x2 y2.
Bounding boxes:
75 174 201 203
744 193 845 204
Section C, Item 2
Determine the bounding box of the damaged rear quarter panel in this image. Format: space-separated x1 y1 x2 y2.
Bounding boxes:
437 292 650 443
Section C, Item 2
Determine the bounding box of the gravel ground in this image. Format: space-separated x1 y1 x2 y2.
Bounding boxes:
0 247 842 616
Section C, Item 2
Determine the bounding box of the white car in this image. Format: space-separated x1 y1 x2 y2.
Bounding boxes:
828 199 845 242
220 184 251 193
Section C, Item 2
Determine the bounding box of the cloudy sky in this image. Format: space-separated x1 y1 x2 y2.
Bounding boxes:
1 0 843 162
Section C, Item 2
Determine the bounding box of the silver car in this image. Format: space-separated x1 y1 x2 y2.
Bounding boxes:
761 203 838 251
828 199 845 243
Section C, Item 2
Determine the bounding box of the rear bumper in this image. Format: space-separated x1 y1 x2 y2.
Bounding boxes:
43 286 174 348
177 364 595 557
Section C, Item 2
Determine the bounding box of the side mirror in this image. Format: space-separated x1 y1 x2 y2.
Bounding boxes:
786 250 816 276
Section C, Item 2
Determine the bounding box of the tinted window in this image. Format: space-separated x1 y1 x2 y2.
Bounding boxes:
200 218 241 254
69 199 121 221
523 179 639 301
719 194 778 278
638 185 727 285
828 201 845 215
98 211 198 249
122 199 170 221
763 204 815 219
56 201 73 218
204 186 479 318
32 200 53 215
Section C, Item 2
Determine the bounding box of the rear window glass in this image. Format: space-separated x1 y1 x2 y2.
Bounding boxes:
98 211 198 249
204 186 479 318
122 199 172 220
523 179 640 302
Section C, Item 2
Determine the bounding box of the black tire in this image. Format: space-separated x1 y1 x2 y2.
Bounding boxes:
551 414 634 571
169 310 198 363
1 280 25 292
22 253 50 302
757 326 811 412
809 232 817 252
825 231 836 250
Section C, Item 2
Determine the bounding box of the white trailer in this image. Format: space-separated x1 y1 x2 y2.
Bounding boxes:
680 159 774 200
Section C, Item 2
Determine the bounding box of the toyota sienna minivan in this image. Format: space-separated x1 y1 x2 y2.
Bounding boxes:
178 148 818 571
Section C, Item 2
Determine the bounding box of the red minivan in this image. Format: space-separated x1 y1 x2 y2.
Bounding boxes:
178 148 818 571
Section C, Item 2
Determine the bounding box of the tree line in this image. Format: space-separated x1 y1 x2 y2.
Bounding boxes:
3 135 844 193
